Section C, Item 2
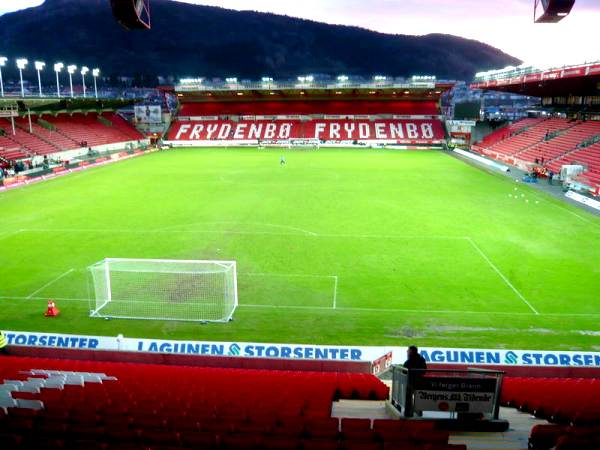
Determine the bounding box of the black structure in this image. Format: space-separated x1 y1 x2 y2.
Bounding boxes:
110 0 151 30
534 0 576 23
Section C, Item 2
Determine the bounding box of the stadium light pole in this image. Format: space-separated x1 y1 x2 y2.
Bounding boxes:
16 58 28 97
92 68 100 99
0 57 7 97
54 63 64 98
67 65 77 98
34 61 45 97
81 66 89 98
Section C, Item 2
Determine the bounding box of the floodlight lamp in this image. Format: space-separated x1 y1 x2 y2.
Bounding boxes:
67 65 77 74
0 57 7 67
92 68 100 77
16 58 28 70
81 66 89 75
35 61 46 71
54 63 64 72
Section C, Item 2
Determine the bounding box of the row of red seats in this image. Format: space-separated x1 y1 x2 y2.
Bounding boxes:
1 356 436 449
178 100 440 117
480 118 571 157
501 377 599 424
0 113 143 162
529 424 600 450
476 118 545 148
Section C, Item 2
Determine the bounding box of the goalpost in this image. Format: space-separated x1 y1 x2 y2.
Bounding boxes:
88 258 238 322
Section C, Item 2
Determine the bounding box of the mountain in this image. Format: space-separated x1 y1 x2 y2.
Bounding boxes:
0 0 521 83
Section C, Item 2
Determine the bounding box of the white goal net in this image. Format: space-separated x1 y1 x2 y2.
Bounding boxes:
88 258 238 322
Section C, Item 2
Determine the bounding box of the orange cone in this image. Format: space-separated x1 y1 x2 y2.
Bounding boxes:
45 299 60 317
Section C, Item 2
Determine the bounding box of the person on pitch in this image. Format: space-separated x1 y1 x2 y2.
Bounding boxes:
280 154 286 166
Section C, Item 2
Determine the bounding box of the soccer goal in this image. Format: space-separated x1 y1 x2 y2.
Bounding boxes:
88 258 238 322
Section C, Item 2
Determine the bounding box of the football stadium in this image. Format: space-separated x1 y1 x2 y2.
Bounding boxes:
0 1 598 449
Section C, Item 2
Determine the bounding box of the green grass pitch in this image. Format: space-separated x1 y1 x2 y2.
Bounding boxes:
0 148 599 351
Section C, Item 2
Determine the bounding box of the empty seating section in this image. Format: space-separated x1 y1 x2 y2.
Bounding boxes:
477 118 600 188
0 114 142 162
13 117 77 152
501 377 600 425
0 119 58 156
482 118 571 157
0 356 474 450
549 141 600 187
0 134 29 161
168 119 446 144
44 114 143 148
179 101 440 117
517 121 600 164
476 118 545 148
529 424 600 450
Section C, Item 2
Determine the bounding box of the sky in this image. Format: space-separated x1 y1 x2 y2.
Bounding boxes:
1 0 599 69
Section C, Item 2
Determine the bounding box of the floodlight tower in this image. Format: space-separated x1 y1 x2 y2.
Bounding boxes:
34 61 46 97
81 66 89 98
16 58 28 97
92 68 100 99
0 57 7 97
54 63 64 98
67 65 77 98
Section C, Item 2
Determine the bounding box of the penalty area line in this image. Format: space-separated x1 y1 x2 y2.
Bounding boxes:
465 237 539 315
0 296 597 317
26 269 75 299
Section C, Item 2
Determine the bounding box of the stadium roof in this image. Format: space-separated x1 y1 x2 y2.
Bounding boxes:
172 77 454 102
470 61 600 97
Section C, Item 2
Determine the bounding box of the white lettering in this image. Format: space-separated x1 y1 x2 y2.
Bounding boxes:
406 123 418 139
343 123 356 139
389 123 404 139
375 123 387 139
330 123 341 139
421 123 434 139
206 124 219 139
218 124 232 139
279 123 292 139
359 123 370 139
234 124 247 140
315 123 326 139
249 124 263 139
264 123 277 139
190 124 204 140
175 124 191 140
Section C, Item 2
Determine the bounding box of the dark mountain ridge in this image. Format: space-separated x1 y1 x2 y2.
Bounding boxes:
0 0 521 83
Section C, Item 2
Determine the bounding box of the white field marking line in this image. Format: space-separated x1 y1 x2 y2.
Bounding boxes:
20 228 467 241
0 229 25 241
26 269 75 299
465 237 539 315
333 276 338 310
242 272 337 279
241 272 338 310
1 295 599 317
160 221 319 237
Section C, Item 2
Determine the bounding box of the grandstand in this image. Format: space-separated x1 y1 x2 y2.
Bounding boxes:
0 113 143 163
471 61 600 195
1 3 599 450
